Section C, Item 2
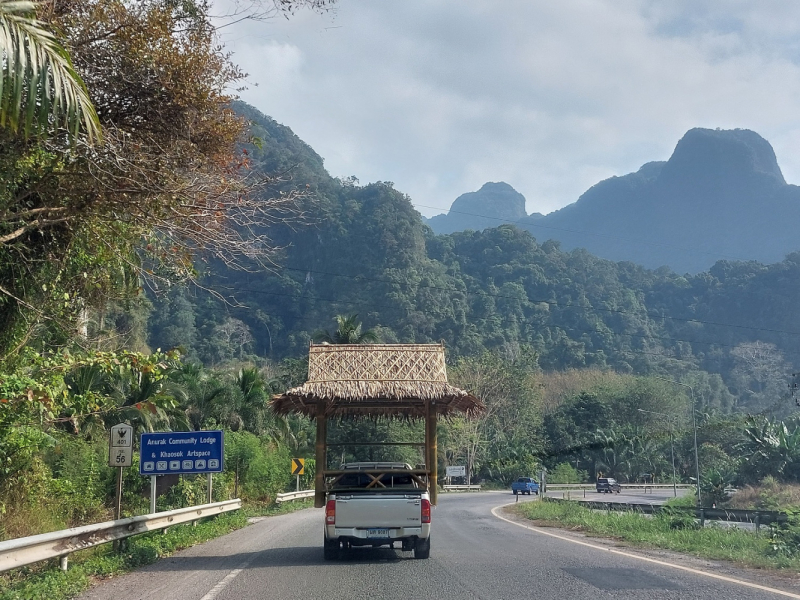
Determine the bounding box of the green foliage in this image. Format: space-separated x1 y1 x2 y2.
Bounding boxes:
443 349 543 485
225 431 292 503
542 375 690 483
738 416 800 483
657 495 700 530
0 0 101 142
769 509 800 558
548 462 587 484
327 419 425 467
701 466 736 507
516 499 784 569
313 314 379 344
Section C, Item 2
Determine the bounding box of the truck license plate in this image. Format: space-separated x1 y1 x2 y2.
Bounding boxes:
367 528 389 538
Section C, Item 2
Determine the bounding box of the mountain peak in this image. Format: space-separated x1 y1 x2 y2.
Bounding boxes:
450 182 527 219
427 181 527 234
661 127 785 188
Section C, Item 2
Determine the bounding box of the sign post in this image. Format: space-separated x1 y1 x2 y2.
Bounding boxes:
140 431 224 513
292 458 305 492
109 424 133 521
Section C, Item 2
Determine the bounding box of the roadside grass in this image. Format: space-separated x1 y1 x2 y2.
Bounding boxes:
512 499 800 571
725 479 800 511
0 500 313 600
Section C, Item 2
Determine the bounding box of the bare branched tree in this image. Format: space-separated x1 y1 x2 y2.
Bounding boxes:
0 0 323 356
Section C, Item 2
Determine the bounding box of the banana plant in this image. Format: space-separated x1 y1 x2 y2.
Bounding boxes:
741 416 800 481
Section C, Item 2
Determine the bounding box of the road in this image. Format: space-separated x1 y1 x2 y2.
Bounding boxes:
80 492 800 600
544 487 691 504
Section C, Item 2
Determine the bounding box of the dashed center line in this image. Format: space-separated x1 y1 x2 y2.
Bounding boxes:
199 553 259 600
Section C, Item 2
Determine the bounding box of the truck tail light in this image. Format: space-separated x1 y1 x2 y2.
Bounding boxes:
325 499 336 525
421 499 431 523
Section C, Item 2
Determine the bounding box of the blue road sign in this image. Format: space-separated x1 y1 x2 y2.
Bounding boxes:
139 431 224 475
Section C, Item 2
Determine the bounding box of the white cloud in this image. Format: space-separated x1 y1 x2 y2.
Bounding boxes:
215 0 800 217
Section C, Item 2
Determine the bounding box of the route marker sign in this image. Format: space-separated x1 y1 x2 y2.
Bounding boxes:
291 458 305 476
140 431 224 475
109 423 133 467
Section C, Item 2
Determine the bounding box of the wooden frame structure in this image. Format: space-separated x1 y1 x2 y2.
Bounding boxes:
271 343 484 507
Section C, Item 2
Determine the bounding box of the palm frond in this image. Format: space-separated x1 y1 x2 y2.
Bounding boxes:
0 0 100 142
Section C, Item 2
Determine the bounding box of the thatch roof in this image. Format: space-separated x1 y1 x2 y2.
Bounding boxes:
271 343 484 419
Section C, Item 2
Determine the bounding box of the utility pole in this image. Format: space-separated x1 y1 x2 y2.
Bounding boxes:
652 377 702 505
638 408 677 497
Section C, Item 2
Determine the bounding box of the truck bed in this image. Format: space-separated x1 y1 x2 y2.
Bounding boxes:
333 491 424 528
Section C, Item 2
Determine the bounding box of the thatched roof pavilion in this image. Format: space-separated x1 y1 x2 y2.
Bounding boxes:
273 343 482 507
271 343 484 419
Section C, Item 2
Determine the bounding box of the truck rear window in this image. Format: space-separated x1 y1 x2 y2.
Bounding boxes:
332 473 418 489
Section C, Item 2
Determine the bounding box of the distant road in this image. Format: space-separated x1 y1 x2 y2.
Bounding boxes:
544 487 691 504
80 492 800 600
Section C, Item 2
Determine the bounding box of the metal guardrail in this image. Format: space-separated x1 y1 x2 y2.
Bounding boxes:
443 485 482 491
276 490 315 503
546 483 694 490
0 499 241 574
544 497 786 530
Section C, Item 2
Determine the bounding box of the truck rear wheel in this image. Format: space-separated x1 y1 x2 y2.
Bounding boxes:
414 536 431 559
323 538 339 561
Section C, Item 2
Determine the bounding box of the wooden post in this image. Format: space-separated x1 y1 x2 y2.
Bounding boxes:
315 401 327 508
424 400 431 490
427 403 438 506
113 466 124 551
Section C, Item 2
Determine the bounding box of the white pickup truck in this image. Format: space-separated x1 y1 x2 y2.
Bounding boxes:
323 461 432 560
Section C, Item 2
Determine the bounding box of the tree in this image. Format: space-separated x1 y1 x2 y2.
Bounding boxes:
0 0 100 142
313 314 378 344
731 341 789 414
445 349 543 485
0 0 312 359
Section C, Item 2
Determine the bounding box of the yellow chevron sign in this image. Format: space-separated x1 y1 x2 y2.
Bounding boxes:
291 458 305 476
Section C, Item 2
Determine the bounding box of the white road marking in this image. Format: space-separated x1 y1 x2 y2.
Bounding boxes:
491 503 800 599
198 554 258 600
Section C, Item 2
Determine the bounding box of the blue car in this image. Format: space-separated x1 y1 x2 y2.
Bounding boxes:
512 477 539 495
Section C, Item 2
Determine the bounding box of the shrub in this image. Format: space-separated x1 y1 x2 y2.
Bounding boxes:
769 508 800 557
548 462 588 484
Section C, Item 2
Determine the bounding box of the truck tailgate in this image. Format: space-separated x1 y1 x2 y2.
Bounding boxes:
335 493 422 528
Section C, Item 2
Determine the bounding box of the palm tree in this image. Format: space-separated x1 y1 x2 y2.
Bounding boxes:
313 314 379 344
173 363 227 431
0 0 100 142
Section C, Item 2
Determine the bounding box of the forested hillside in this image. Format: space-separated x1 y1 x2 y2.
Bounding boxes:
149 104 800 419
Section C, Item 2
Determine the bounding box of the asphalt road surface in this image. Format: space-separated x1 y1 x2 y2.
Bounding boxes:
80 492 800 600
545 487 691 504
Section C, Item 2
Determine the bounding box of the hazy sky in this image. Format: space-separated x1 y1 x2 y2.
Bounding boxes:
216 1 800 218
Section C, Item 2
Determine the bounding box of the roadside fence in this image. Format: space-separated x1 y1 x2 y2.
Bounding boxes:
0 499 241 574
544 497 786 532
